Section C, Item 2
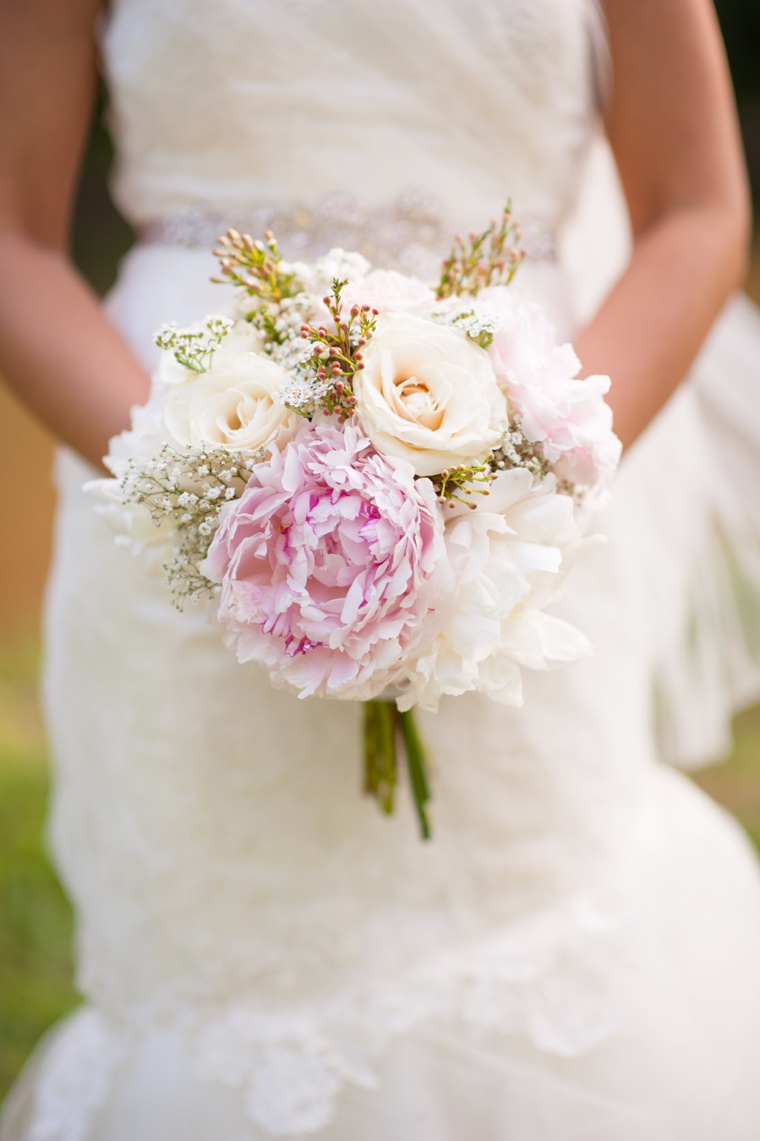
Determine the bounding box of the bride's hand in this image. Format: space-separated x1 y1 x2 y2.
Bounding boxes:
576 0 751 451
0 0 149 471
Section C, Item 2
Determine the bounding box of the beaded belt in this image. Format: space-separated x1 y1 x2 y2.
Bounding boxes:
140 191 557 278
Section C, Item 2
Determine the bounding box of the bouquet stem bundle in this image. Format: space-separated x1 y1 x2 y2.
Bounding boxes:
364 702 431 839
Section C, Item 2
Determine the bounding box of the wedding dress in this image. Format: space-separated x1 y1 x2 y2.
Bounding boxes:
5 1 760 1138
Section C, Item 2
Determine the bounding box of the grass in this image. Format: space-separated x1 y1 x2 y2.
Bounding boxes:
693 703 760 848
0 643 78 1101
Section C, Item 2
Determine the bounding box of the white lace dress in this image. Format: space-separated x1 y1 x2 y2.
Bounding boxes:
4 1 760 1138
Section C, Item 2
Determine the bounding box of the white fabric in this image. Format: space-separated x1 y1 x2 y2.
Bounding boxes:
101 0 596 235
4 0 760 1137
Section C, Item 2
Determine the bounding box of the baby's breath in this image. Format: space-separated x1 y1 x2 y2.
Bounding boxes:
277 371 332 418
154 315 233 373
249 292 313 348
433 307 500 349
492 426 551 482
120 443 256 608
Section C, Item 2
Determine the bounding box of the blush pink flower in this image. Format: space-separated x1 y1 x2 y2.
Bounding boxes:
340 269 435 316
200 420 451 699
474 289 621 493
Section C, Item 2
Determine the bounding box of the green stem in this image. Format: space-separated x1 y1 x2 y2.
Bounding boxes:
363 700 397 815
363 702 433 840
397 708 432 841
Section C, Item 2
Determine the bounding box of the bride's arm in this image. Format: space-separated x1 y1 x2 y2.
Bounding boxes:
575 0 751 449
0 0 148 469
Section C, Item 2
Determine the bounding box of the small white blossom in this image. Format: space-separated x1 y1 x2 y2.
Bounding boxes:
155 315 234 375
113 441 254 609
278 369 332 416
431 305 501 349
312 248 370 290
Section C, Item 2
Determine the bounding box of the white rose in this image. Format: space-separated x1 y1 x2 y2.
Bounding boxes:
163 353 299 453
353 312 508 477
341 270 435 316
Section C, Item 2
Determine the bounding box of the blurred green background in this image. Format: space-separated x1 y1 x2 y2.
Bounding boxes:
2 0 760 1103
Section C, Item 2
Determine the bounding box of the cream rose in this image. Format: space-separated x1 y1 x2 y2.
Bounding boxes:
163 353 299 453
353 312 508 477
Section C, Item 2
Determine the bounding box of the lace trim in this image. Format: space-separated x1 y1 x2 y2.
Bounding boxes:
139 190 557 276
23 1010 124 1141
12 894 630 1139
193 1010 364 1137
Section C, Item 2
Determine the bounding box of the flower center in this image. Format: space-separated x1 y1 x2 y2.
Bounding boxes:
395 373 444 430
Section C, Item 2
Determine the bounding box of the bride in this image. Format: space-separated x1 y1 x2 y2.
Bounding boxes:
2 0 760 1137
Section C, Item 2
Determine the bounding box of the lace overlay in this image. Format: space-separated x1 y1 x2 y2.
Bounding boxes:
20 1012 123 1141
16 891 632 1138
194 1013 351 1136
185 883 633 1134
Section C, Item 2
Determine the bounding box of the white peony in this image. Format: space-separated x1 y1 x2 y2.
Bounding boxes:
162 353 300 454
396 468 590 711
103 397 167 475
353 313 509 477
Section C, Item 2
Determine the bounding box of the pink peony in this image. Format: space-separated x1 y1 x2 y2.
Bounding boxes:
200 420 451 699
474 289 621 493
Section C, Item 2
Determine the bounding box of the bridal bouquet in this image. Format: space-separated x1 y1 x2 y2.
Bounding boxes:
97 207 620 836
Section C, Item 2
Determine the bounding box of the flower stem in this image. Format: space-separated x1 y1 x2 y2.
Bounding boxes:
363 700 397 815
363 702 433 839
397 708 432 841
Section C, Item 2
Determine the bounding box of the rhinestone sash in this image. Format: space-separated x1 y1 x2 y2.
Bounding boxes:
139 191 557 277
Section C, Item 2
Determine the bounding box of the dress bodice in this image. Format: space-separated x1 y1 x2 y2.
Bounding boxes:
101 0 600 236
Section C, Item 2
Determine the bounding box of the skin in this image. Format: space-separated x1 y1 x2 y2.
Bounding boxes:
0 0 751 467
0 0 148 469
580 0 751 446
